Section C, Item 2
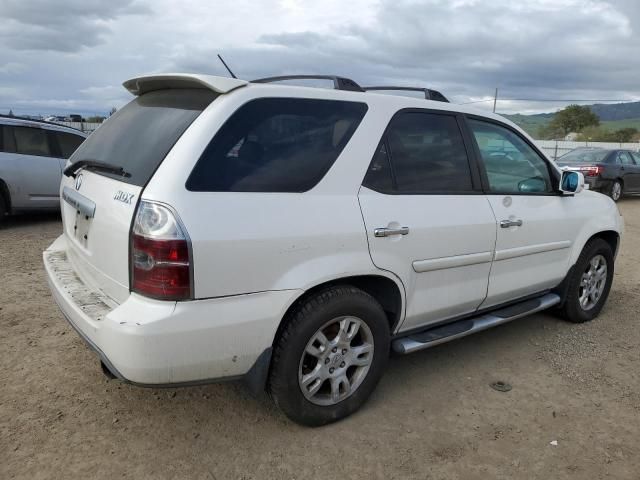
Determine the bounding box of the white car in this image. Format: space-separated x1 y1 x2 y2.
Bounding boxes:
0 116 87 220
44 73 623 426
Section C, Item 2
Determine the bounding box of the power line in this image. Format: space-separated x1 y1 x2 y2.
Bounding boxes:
459 98 635 105
504 98 635 102
460 99 495 104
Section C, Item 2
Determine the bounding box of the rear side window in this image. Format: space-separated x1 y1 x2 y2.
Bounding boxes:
0 126 8 152
186 98 368 192
69 89 218 186
1 126 16 153
364 111 473 193
616 151 634 165
13 126 52 157
363 142 395 192
54 131 85 159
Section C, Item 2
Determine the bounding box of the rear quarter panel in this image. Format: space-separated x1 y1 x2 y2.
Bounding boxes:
141 86 405 299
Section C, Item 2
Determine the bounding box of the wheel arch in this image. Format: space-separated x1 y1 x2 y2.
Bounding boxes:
243 273 405 396
569 200 622 266
554 230 619 308
272 273 405 349
588 230 620 258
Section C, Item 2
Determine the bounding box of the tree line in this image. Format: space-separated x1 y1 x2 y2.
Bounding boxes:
538 105 639 142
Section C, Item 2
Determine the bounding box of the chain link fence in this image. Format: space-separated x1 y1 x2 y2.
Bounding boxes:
536 140 640 160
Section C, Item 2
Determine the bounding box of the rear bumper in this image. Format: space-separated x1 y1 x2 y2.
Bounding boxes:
584 176 609 192
44 234 300 386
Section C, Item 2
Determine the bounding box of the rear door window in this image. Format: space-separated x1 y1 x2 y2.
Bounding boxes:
13 126 52 157
186 98 368 192
54 131 85 159
363 111 473 193
616 151 634 165
68 89 218 186
0 125 16 153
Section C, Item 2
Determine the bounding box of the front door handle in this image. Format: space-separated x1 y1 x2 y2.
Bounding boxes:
374 226 410 237
500 219 523 228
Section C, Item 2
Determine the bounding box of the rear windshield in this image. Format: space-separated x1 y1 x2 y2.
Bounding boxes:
186 98 368 192
68 89 218 186
558 149 610 164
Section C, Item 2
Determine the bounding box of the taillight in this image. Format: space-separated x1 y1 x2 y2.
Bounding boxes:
130 201 192 300
581 166 603 177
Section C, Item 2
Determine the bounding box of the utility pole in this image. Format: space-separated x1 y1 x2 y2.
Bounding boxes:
492 88 498 113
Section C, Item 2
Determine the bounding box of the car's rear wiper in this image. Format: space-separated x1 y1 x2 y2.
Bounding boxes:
64 159 131 178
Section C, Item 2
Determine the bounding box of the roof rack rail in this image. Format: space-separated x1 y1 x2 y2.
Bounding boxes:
363 86 449 103
252 75 364 92
0 114 86 132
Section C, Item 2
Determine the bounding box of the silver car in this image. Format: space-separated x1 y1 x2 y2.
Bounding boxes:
0 115 87 221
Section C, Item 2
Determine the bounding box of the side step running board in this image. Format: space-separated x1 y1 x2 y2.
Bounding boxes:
392 293 561 355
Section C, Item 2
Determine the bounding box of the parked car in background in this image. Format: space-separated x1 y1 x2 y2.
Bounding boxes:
557 147 640 201
0 115 87 221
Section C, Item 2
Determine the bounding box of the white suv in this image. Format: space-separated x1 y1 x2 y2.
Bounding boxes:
44 73 623 425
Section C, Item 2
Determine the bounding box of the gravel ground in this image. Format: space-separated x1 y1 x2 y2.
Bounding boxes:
1 200 639 479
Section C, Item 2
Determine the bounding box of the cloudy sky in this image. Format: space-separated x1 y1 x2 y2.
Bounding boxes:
1 0 638 116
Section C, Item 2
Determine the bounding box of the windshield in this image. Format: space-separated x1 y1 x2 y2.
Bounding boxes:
68 89 218 186
558 149 610 164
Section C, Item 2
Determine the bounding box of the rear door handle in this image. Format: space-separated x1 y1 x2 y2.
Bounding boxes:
500 219 523 228
374 226 410 237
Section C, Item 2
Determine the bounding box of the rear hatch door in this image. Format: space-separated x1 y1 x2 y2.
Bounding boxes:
60 86 220 303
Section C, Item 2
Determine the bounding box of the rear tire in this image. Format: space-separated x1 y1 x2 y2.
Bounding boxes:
269 285 390 426
559 239 614 323
608 180 623 202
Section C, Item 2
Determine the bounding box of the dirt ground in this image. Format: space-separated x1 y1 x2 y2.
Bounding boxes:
1 200 639 480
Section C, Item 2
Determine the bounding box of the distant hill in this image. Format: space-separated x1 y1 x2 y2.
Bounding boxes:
503 101 640 138
589 102 640 121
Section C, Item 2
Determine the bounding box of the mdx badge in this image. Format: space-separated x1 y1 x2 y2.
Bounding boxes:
114 190 135 205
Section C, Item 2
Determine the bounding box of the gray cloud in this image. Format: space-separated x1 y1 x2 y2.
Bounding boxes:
1 0 639 116
246 0 638 100
0 0 151 52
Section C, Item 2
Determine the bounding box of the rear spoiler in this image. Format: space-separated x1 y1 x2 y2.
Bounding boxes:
123 73 248 96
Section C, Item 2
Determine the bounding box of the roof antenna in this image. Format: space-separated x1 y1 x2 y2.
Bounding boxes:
217 54 237 79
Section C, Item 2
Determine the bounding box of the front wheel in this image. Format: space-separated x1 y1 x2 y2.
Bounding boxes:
269 286 390 426
559 238 614 323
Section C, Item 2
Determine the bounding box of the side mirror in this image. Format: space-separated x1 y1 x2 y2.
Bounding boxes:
560 170 584 194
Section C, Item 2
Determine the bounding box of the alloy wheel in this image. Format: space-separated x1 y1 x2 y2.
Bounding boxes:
298 316 374 406
611 182 622 201
578 254 608 311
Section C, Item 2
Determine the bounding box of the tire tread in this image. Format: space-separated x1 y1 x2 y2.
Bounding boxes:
268 285 388 426
559 238 613 323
